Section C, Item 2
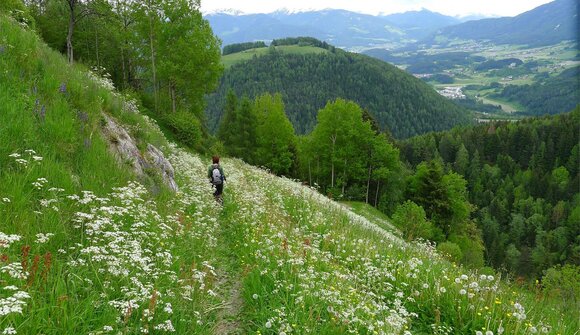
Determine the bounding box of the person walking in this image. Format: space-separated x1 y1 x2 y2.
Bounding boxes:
208 156 226 203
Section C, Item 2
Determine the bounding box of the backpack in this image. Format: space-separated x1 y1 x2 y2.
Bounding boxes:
211 165 223 185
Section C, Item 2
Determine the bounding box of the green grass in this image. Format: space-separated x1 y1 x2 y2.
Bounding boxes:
221 45 329 68
341 201 400 235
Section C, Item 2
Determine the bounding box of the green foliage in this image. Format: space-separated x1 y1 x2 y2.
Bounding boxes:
254 93 296 175
0 0 34 29
222 41 267 55
156 0 223 115
163 111 202 147
542 264 580 308
400 107 580 278
207 48 472 138
217 92 259 164
30 0 222 143
437 242 463 263
391 201 434 241
494 66 580 116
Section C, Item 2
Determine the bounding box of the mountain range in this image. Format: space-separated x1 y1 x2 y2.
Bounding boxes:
205 8 461 49
206 0 578 50
424 0 578 47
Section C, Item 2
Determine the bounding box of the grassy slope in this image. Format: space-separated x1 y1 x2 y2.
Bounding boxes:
0 15 578 335
222 45 329 69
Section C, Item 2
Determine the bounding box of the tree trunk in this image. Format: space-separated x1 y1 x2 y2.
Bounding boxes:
308 160 312 186
147 4 158 110
94 27 99 68
341 158 347 195
316 157 320 185
374 180 380 207
366 165 372 204
170 83 176 113
330 134 336 188
66 0 76 63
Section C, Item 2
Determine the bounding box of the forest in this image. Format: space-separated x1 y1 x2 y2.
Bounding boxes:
206 46 472 138
217 87 579 281
494 66 580 116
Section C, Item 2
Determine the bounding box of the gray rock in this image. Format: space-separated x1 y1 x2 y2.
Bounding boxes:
102 114 178 192
146 143 178 192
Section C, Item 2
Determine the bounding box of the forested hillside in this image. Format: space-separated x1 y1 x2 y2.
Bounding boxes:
494 66 580 116
206 43 472 138
400 109 580 278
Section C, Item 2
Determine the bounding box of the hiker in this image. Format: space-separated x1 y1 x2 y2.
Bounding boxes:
208 156 226 202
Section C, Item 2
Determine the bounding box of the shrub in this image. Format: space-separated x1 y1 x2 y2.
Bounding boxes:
163 111 202 148
542 264 580 308
437 241 463 263
391 200 435 241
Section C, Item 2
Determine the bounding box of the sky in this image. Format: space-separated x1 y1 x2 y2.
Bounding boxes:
200 0 555 18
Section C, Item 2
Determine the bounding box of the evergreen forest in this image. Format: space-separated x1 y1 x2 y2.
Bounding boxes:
206 45 473 138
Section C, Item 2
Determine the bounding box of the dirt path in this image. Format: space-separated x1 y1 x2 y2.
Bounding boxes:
212 273 244 335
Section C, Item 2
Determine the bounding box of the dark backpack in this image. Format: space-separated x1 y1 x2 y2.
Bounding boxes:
211 165 223 185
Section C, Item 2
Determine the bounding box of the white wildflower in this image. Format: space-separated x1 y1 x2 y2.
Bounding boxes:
2 327 16 335
35 233 54 244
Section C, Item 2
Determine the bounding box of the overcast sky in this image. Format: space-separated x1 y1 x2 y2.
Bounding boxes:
201 0 554 18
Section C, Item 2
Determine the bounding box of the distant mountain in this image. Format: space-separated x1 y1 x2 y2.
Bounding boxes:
206 41 473 138
425 0 578 47
205 9 460 49
381 9 461 39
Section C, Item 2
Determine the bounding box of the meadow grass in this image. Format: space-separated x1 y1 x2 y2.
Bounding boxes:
221 45 330 68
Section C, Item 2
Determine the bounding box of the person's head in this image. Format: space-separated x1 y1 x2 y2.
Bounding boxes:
212 155 220 164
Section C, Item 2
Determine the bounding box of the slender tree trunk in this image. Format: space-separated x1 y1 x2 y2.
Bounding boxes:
341 158 347 195
170 83 176 113
330 134 336 188
95 27 100 68
147 3 158 110
366 165 372 204
374 180 380 207
316 157 320 185
308 160 312 186
66 0 76 63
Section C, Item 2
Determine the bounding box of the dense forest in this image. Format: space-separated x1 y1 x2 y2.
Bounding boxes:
217 89 579 280
494 66 580 116
400 110 580 278
206 44 473 138
222 41 267 55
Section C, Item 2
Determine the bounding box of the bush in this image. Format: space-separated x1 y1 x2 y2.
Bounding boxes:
437 241 463 263
542 264 580 308
163 111 202 148
391 201 435 241
0 0 35 29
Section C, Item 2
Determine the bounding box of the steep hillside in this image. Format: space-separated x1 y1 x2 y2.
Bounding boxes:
494 66 580 116
425 0 578 47
206 45 473 138
1 14 579 334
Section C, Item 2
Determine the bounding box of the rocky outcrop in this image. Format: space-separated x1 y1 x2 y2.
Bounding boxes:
102 114 178 192
146 143 178 192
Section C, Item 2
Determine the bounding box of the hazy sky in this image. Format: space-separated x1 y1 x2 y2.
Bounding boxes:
201 0 554 17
